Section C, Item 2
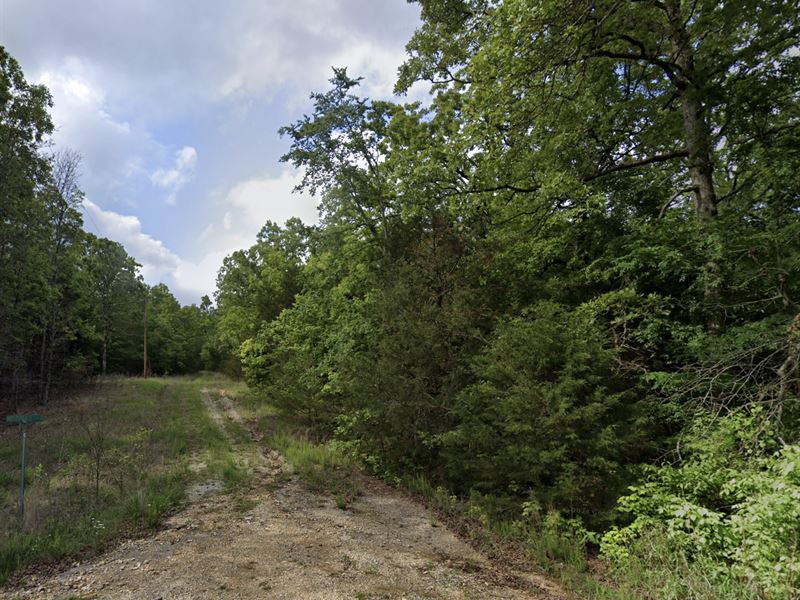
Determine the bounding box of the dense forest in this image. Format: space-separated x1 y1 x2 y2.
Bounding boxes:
3 0 800 596
0 47 212 411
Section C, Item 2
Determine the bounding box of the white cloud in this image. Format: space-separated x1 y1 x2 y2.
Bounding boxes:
82 166 319 304
10 1 421 120
218 5 419 110
170 169 320 303
185 169 319 288
225 169 319 233
6 1 423 304
172 251 231 303
37 60 155 197
199 223 215 241
83 198 216 303
83 199 180 282
151 146 198 204
176 146 197 170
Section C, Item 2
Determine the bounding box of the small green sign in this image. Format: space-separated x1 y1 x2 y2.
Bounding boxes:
5 414 43 424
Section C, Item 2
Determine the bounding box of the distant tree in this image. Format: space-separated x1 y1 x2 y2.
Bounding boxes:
85 235 144 375
211 219 308 373
37 149 87 403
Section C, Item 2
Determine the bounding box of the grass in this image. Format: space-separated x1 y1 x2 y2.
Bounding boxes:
599 529 771 600
228 383 362 508
397 471 627 598
0 375 243 585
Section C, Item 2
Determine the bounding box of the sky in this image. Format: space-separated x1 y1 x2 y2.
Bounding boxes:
0 0 423 304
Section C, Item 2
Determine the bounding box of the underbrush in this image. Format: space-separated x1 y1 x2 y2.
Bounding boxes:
0 376 238 584
400 408 800 599
599 407 800 599
400 472 614 597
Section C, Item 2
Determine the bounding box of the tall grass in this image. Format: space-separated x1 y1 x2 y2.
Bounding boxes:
231 386 362 508
0 376 239 584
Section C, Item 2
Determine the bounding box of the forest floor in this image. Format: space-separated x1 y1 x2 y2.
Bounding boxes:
3 384 566 600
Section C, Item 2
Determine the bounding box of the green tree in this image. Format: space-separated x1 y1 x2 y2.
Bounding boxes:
0 45 54 407
85 235 145 375
212 219 309 373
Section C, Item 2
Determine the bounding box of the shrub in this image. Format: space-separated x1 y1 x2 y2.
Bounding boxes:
601 407 800 597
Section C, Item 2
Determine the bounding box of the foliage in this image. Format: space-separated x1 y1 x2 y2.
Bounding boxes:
211 219 309 374
440 302 649 524
4 0 800 594
601 408 800 597
217 2 800 595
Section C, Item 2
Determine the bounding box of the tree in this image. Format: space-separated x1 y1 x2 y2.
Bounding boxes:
85 235 144 375
400 0 800 328
37 149 87 403
212 219 309 373
280 69 401 254
0 45 212 408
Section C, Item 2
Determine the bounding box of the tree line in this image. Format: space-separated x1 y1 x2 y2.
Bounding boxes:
208 1 800 596
0 47 211 412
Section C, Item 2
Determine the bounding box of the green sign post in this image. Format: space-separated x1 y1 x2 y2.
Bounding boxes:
5 414 44 524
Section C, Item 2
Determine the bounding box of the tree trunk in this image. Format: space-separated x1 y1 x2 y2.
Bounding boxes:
680 94 718 222
101 337 108 377
666 2 717 220
667 0 722 330
41 306 59 405
43 344 53 406
38 325 48 402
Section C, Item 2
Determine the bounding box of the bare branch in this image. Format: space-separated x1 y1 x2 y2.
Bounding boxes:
659 186 698 218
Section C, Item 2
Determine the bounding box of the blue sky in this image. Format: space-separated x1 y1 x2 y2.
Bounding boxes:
1 0 423 303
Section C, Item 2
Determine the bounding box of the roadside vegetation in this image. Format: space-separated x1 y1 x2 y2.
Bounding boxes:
205 3 800 598
230 383 362 510
0 376 243 584
2 1 799 597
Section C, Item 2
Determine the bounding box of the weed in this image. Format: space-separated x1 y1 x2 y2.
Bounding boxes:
231 496 258 513
0 376 239 584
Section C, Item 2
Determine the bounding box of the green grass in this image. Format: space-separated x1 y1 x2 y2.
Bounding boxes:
230 385 362 508
397 470 628 598
0 375 243 585
599 528 769 600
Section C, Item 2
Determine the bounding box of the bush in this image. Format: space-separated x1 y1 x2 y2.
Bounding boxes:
440 302 650 523
601 407 800 597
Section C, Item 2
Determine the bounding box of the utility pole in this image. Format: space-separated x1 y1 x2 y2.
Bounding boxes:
143 291 149 378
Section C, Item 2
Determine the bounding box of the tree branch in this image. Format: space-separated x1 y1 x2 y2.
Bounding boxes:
584 149 688 181
659 186 698 218
587 44 682 84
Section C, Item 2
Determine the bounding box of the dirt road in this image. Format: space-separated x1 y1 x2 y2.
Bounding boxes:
4 389 564 600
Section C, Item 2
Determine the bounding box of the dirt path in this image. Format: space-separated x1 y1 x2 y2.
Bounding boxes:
4 389 565 600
